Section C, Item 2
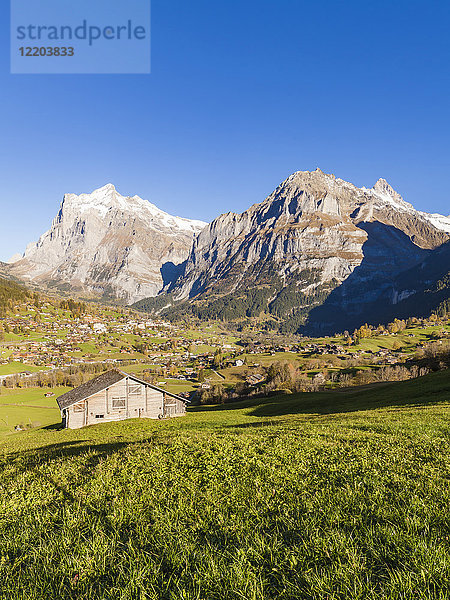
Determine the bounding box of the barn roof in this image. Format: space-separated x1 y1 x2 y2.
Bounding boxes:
56 369 187 410
57 370 125 410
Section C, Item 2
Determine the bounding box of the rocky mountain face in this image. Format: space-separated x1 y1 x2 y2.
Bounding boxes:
6 171 449 332
0 262 11 279
8 184 206 303
135 169 450 333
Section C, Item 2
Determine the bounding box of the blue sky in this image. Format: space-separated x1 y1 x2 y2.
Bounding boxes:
1 0 449 261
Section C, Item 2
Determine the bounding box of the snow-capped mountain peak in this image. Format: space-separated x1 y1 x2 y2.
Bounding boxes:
372 178 402 199
61 184 207 233
366 178 414 212
364 178 450 233
9 185 207 302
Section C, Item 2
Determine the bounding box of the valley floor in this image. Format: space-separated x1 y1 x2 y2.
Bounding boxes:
0 369 449 599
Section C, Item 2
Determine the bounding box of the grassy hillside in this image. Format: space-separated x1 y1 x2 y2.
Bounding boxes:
0 387 69 437
0 370 449 599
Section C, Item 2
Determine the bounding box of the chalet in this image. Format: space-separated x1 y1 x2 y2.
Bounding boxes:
56 369 187 429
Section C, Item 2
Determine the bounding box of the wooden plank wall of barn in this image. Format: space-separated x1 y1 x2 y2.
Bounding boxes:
67 377 165 428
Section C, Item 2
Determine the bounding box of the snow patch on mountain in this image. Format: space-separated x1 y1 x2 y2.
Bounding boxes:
9 184 207 302
419 213 450 234
360 179 450 233
63 184 206 233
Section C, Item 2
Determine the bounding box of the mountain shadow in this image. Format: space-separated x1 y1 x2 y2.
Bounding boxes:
160 260 187 290
301 222 435 335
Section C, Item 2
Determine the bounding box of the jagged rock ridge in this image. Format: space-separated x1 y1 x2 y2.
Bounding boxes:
135 169 450 332
9 184 207 302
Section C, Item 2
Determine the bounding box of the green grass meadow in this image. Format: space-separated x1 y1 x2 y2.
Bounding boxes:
0 362 47 376
0 387 68 437
0 370 449 599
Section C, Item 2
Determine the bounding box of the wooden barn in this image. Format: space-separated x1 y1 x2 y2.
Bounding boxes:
56 369 187 429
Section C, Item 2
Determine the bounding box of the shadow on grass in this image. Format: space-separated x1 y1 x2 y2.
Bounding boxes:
3 371 448 468
1 436 157 475
0 440 162 555
44 422 65 431
191 369 450 419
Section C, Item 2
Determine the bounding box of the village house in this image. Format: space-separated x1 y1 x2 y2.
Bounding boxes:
56 369 187 429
